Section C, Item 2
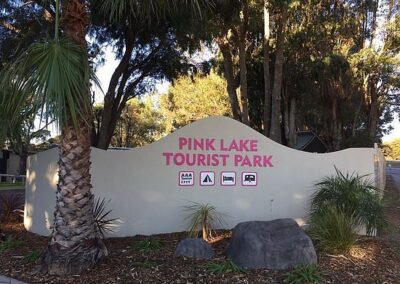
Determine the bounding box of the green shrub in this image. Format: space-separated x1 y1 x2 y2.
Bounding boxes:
205 260 246 274
310 168 386 235
23 250 42 263
283 264 322 284
308 206 358 254
0 237 25 252
136 238 164 251
183 202 225 241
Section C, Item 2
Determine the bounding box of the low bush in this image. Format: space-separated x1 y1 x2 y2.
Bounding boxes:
205 260 246 274
308 206 358 254
183 201 225 241
310 168 386 235
283 264 322 284
136 238 164 251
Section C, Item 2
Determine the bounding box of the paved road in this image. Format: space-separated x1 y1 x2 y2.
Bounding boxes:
387 168 400 190
0 275 26 284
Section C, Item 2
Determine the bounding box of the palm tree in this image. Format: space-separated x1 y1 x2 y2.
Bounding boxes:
2 0 212 275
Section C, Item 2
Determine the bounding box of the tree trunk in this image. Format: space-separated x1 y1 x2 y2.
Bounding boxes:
96 41 134 150
269 10 287 143
288 97 296 148
18 150 28 176
219 43 241 121
41 0 107 275
263 4 271 136
238 1 250 125
368 83 378 141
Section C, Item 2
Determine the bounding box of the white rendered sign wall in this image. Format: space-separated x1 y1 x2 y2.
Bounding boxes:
24 116 376 237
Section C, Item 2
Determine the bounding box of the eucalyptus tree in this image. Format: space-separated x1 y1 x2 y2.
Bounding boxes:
2 0 212 276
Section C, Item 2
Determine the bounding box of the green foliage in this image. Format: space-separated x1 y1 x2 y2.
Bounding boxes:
160 72 232 133
23 250 42 263
136 238 164 251
0 237 25 252
205 260 246 274
310 168 386 235
109 97 166 148
183 201 225 241
308 206 358 254
94 197 118 238
283 264 323 284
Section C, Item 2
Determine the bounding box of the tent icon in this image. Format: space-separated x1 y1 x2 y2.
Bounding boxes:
200 172 214 186
203 175 212 183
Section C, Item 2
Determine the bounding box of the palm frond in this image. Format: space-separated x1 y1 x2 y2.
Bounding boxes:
96 0 214 23
1 37 97 129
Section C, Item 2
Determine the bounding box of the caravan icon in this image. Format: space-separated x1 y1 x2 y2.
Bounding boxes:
242 172 257 186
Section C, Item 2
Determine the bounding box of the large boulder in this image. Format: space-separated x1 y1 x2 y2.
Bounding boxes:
174 238 214 259
226 219 317 270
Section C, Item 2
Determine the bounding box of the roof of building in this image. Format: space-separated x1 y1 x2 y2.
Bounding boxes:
295 131 327 152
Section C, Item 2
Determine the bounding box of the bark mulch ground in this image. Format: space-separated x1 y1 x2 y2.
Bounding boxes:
1 170 399 283
0 224 399 283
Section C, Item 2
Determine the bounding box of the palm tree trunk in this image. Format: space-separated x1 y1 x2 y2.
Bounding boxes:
42 122 107 275
41 0 107 275
269 10 287 143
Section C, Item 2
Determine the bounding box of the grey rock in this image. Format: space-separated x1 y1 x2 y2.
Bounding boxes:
174 238 214 259
226 219 317 270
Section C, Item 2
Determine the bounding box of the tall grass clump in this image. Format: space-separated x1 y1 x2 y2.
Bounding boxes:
183 202 225 241
310 168 386 236
308 206 358 254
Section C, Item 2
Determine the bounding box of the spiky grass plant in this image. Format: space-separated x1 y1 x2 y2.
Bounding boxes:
136 238 164 251
0 237 25 252
283 264 322 284
0 193 24 222
310 168 386 235
205 260 246 274
93 197 118 238
183 202 225 241
308 206 358 254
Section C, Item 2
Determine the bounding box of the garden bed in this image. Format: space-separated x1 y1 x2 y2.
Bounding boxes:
0 223 399 284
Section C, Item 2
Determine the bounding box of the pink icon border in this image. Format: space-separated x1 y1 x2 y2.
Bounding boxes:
220 171 236 186
178 171 194 187
241 172 257 186
199 171 215 186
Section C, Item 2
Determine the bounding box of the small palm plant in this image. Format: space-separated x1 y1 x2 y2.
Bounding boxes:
183 202 225 241
310 168 386 235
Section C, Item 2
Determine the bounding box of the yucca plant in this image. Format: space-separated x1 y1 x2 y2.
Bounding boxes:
310 168 386 235
93 197 118 238
308 205 358 254
183 202 225 241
